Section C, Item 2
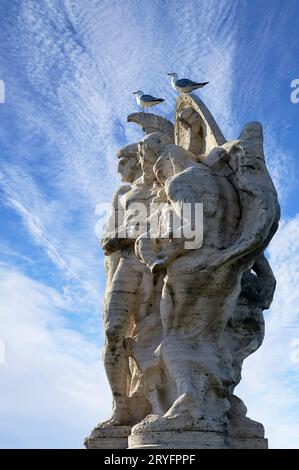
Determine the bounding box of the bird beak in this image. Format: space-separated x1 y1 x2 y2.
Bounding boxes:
132 91 138 94
167 73 173 76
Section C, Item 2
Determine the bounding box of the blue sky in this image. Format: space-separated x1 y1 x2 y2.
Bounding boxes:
0 0 299 448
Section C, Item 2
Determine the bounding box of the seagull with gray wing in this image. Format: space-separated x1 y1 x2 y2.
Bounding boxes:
133 90 165 112
167 72 208 94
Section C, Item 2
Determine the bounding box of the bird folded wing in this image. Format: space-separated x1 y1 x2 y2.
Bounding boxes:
141 94 163 102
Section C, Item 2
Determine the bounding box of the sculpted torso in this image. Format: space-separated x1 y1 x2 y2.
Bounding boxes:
166 162 240 251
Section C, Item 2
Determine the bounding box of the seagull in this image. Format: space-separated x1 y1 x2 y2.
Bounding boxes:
167 73 209 94
133 90 165 112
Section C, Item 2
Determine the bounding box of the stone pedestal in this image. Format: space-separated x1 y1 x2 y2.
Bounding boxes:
84 425 131 449
84 427 268 449
128 431 268 449
128 431 230 449
230 437 268 449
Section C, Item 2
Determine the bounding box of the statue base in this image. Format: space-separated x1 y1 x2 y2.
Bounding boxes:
128 431 268 449
128 431 229 449
84 425 131 449
230 437 268 449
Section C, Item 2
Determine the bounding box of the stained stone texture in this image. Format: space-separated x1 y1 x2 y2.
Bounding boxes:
85 425 131 449
129 431 229 449
85 94 280 450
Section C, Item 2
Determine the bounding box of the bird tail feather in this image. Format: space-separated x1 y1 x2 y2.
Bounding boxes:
194 81 209 87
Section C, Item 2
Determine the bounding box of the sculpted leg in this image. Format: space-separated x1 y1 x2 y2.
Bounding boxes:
158 264 243 431
102 258 141 426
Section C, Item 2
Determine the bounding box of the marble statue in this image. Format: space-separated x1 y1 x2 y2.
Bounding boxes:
85 94 280 449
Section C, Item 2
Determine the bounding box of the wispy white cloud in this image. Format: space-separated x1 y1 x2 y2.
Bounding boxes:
262 126 296 203
0 0 240 336
0 264 111 448
6 197 69 273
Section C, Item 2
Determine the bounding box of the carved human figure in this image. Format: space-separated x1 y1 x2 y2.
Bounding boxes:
100 132 172 427
135 145 242 431
134 130 279 433
102 143 141 288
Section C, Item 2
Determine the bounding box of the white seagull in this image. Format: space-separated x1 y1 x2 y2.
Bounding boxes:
133 90 165 112
167 73 209 94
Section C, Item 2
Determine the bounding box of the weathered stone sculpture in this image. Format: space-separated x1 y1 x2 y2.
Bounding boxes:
85 94 280 449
